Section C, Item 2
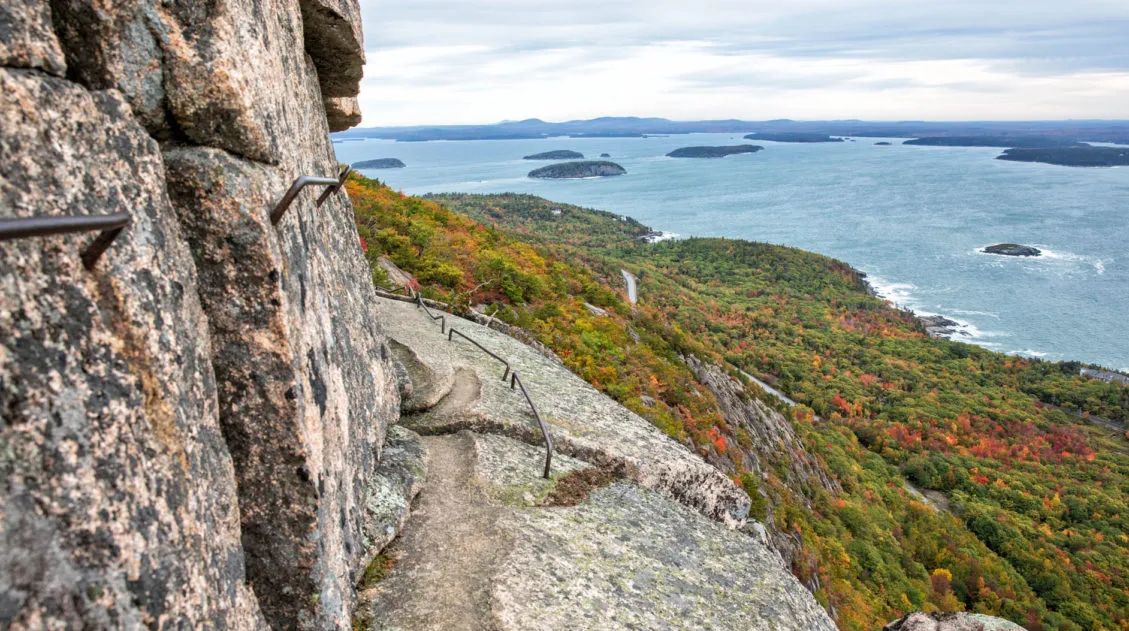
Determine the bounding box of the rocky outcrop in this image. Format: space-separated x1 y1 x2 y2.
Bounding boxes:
326 97 363 132
2 2 399 629
983 243 1041 257
885 611 1027 630
920 314 962 337
685 356 841 574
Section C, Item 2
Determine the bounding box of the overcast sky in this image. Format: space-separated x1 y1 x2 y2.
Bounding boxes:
355 0 1129 126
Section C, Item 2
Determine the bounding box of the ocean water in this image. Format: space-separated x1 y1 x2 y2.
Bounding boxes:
332 133 1129 370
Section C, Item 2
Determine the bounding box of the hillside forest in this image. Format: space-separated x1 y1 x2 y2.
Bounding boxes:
347 174 1129 630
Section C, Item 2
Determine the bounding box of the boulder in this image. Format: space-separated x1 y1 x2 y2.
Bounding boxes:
326 96 363 132
884 611 1027 630
983 243 1041 257
0 0 66 75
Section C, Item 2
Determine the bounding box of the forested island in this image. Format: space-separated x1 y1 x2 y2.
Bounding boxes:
352 158 406 169
744 132 843 143
351 174 1129 630
666 145 763 158
997 146 1129 167
523 150 584 160
527 161 626 179
904 136 1085 148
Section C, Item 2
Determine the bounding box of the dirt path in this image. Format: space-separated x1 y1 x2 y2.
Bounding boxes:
365 433 507 630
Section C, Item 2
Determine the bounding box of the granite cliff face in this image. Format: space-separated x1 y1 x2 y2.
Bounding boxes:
1 2 398 629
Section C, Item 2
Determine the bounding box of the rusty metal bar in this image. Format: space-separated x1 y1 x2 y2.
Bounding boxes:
447 328 511 381
0 212 131 270
270 175 340 225
414 290 445 334
511 372 553 479
377 284 411 296
316 165 354 207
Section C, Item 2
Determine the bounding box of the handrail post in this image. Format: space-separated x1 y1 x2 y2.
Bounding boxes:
415 291 445 334
511 372 553 479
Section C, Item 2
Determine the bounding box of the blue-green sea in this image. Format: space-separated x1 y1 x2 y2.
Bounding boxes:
333 133 1129 370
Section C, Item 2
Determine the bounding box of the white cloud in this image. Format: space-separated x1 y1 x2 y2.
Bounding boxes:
355 0 1129 125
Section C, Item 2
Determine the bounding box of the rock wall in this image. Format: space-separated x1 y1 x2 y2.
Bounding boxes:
2 2 398 629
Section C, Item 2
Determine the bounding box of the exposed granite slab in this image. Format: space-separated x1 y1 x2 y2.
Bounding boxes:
473 432 591 506
373 297 751 527
363 432 833 631
494 481 837 631
363 427 428 553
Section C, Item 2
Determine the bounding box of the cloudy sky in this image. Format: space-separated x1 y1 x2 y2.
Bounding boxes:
355 0 1129 126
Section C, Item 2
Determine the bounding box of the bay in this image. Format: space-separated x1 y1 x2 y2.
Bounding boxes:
332 132 1129 370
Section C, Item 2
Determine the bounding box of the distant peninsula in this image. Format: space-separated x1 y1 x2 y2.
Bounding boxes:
666 145 763 158
997 146 1129 167
528 161 626 179
352 158 405 169
332 117 1129 144
744 132 844 143
983 243 1041 257
904 136 1085 148
523 150 584 160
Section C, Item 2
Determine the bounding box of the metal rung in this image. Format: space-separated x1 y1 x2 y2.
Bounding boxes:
270 175 342 225
0 212 131 270
316 165 354 207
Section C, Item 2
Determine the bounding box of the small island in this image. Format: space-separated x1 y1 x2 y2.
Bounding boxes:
600 153 611 158
904 136 1084 148
523 150 584 160
875 141 892 146
528 161 626 179
353 158 406 169
997 147 1129 167
983 243 1041 257
666 145 763 158
744 132 844 143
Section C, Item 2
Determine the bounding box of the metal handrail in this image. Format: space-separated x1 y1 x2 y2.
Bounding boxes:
510 372 553 479
270 175 342 225
448 328 511 381
0 212 131 270
405 287 553 478
316 165 353 207
377 284 411 296
414 290 445 334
